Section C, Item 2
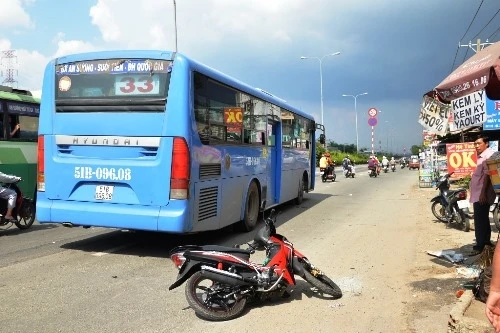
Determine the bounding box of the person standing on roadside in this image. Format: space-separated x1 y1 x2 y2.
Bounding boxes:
470 135 496 254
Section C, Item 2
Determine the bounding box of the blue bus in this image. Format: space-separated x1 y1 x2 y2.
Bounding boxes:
36 50 316 233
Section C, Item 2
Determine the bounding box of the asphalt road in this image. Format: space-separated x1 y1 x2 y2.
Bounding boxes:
0 165 422 333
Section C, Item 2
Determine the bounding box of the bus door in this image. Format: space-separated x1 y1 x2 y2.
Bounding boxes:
266 116 281 206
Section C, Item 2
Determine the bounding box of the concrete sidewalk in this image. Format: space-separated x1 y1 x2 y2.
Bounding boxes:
449 290 494 332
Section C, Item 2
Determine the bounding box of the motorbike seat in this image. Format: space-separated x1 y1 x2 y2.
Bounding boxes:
199 245 252 255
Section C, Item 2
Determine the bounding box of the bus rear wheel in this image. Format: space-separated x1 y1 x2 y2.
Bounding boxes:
239 181 259 232
294 176 305 205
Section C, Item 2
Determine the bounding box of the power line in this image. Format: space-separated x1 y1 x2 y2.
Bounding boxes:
460 0 484 41
471 9 500 40
451 0 485 71
489 25 500 40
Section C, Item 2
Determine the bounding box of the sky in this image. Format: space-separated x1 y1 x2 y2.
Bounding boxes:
1 0 500 154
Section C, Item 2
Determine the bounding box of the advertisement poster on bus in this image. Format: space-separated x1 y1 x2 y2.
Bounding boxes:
224 107 243 133
446 142 477 179
418 96 450 135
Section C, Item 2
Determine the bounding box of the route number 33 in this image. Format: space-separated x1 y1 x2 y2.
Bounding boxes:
115 74 159 95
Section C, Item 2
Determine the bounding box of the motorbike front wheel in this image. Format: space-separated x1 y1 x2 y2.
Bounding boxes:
302 266 342 298
431 201 448 223
15 199 36 230
185 271 247 321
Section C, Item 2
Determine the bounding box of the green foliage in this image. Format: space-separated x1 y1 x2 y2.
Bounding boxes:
411 145 423 155
456 174 472 189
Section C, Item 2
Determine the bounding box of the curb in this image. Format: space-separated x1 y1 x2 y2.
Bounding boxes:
448 290 493 332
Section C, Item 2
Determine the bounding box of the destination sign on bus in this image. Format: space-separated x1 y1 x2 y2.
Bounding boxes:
1 102 40 115
56 59 172 75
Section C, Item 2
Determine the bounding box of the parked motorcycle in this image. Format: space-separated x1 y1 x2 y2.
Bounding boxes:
320 165 336 182
0 180 36 229
168 209 342 321
430 172 470 232
344 165 355 178
391 164 396 172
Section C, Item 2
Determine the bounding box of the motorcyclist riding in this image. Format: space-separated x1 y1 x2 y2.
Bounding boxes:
342 155 352 175
368 156 377 172
0 171 22 222
381 156 389 171
320 153 334 180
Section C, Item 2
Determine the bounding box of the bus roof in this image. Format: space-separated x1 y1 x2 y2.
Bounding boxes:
0 89 40 104
52 50 315 122
181 53 315 121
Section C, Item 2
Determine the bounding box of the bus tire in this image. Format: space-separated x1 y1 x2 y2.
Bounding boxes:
239 181 259 232
294 176 305 205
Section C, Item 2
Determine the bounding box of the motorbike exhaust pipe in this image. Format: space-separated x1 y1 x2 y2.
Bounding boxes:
201 265 258 287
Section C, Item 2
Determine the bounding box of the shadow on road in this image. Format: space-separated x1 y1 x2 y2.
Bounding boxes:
59 192 335 258
0 223 59 237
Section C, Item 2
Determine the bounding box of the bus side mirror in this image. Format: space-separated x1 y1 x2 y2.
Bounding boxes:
319 134 325 145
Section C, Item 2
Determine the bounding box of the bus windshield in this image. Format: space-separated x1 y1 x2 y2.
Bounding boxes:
55 59 172 112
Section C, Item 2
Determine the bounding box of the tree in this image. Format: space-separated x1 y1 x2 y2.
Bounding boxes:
410 145 423 155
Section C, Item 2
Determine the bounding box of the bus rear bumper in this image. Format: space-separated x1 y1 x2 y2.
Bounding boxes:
36 195 192 232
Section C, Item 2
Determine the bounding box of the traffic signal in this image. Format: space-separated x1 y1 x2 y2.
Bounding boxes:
319 134 325 144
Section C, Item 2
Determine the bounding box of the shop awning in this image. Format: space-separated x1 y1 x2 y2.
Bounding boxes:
435 41 500 102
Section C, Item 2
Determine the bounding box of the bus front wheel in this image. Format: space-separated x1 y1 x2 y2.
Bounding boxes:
240 181 259 232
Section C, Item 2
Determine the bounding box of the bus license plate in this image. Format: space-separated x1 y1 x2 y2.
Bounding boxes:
95 185 114 200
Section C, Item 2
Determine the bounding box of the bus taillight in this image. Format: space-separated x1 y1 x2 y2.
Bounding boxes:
37 135 45 192
170 137 190 199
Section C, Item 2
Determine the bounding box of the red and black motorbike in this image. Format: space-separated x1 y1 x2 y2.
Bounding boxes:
0 179 36 230
168 209 342 321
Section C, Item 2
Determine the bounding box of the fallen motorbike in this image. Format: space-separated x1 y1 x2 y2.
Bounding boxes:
320 165 336 182
368 167 378 178
168 209 342 321
0 179 36 229
391 164 396 172
430 172 470 232
344 165 355 178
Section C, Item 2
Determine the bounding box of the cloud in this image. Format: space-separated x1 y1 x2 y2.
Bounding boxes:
0 0 34 29
0 35 96 90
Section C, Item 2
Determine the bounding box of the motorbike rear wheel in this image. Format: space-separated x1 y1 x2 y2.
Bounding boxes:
15 199 36 230
456 210 470 232
493 206 500 232
431 201 448 223
302 266 342 298
185 271 247 321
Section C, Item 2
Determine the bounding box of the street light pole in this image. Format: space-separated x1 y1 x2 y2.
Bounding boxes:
300 52 341 127
173 0 178 52
342 92 368 152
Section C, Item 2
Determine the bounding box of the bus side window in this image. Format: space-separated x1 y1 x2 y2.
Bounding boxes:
9 115 20 139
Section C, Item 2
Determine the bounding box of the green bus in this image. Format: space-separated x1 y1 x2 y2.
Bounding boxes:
0 85 40 199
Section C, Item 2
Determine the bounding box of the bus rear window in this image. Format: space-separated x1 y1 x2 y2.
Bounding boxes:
55 59 171 112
